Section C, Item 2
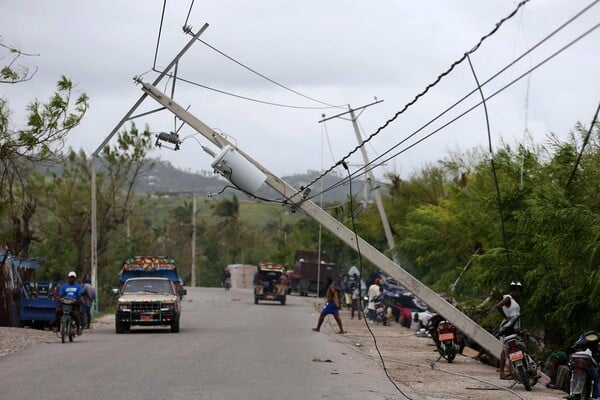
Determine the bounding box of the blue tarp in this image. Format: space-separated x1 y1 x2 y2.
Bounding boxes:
0 253 42 271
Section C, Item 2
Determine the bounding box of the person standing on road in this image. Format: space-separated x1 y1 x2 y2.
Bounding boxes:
312 276 345 334
495 281 523 380
350 275 362 320
367 278 381 321
81 275 96 329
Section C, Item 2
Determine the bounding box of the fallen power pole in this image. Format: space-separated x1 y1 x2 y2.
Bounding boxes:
139 81 503 359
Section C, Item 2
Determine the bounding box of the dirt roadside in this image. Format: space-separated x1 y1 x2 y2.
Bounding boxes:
307 297 567 400
0 314 113 358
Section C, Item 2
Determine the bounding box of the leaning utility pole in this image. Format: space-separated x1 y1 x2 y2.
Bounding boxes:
320 102 398 262
139 81 503 359
89 24 209 312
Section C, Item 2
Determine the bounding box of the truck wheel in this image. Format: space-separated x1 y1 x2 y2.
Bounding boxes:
115 320 125 334
281 297 286 305
171 317 180 333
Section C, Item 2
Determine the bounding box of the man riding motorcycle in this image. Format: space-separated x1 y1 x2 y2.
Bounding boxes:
54 271 84 335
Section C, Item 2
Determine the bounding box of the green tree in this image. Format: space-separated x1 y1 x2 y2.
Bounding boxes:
0 77 88 257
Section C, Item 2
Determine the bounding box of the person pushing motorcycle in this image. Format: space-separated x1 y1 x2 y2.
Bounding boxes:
54 271 84 335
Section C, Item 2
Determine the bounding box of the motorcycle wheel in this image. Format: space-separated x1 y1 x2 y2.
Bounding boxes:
446 349 456 363
571 378 591 400
69 320 76 342
60 320 67 343
517 365 532 391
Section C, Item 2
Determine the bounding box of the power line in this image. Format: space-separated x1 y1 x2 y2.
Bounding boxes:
184 0 195 29
194 38 344 109
305 0 600 198
343 163 415 400
161 72 344 110
308 21 600 200
467 54 513 270
153 0 167 70
566 100 600 189
297 0 532 194
153 1 341 110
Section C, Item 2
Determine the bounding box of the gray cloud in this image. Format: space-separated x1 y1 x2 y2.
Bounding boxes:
1 0 599 181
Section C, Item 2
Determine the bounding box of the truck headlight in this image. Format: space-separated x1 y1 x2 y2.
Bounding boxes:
118 303 130 311
160 303 175 312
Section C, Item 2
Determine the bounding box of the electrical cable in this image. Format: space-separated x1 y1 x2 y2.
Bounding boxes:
298 0 533 195
466 54 513 270
322 323 526 400
184 0 195 29
153 0 167 70
343 162 414 400
161 73 344 110
306 21 600 201
180 0 342 109
566 100 600 189
195 39 344 109
206 185 237 198
309 0 600 198
321 118 338 165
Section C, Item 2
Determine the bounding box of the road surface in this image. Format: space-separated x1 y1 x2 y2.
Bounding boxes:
0 287 413 400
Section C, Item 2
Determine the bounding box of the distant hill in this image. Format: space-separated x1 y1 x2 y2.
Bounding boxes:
137 158 384 204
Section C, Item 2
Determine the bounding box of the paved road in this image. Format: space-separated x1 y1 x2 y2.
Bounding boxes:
0 287 414 400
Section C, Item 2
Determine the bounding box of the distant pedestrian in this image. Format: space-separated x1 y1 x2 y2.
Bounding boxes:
351 278 362 320
81 275 96 329
367 278 381 321
312 276 345 334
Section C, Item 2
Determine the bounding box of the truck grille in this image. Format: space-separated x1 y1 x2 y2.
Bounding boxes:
130 302 161 312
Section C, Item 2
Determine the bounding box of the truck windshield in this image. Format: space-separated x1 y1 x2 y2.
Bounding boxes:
123 280 174 295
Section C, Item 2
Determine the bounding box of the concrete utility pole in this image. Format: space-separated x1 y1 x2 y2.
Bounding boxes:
348 105 397 263
139 82 503 359
320 102 398 262
89 24 209 313
191 193 197 287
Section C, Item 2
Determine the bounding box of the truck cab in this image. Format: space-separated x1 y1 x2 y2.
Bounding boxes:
118 256 186 299
115 277 181 333
254 263 287 305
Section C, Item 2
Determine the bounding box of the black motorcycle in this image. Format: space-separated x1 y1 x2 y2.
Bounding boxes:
496 315 539 391
428 316 461 363
58 299 78 343
568 331 600 400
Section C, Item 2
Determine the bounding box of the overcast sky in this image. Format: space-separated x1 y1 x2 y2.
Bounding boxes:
1 1 599 183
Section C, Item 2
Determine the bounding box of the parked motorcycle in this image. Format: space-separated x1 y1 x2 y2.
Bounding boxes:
568 331 600 400
364 294 387 325
496 315 539 391
374 294 388 325
428 315 461 363
59 299 78 343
